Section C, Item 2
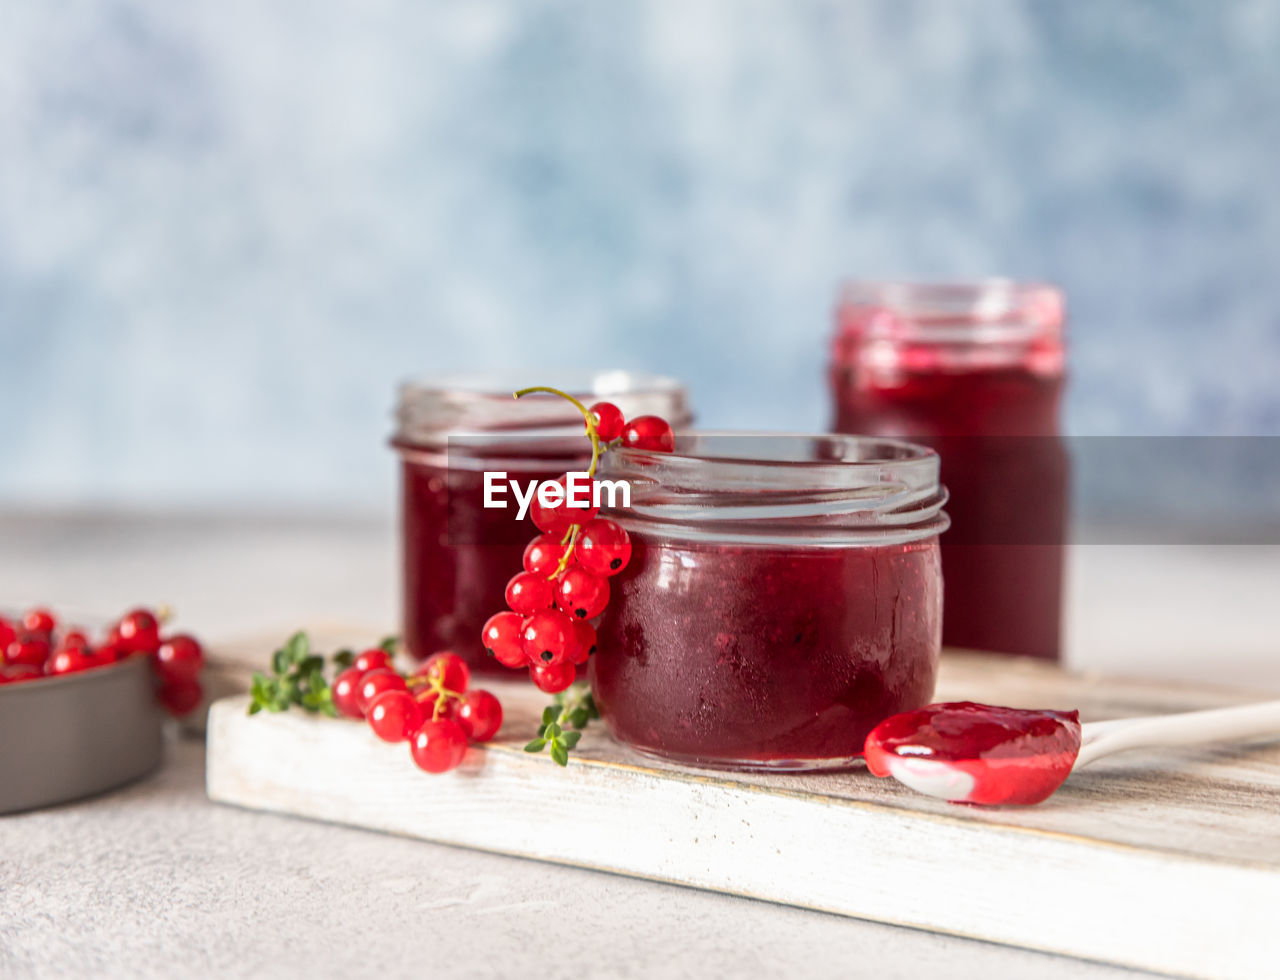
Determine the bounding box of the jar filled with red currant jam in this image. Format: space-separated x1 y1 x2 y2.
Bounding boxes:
831 281 1068 661
590 433 948 771
392 372 692 676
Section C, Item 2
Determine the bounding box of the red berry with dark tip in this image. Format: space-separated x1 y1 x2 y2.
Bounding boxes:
353 648 390 674
587 401 625 442
410 718 468 773
59 629 91 652
455 689 503 742
558 474 599 525
555 567 609 620
523 534 566 576
570 620 597 665
521 610 576 666
620 415 675 452
332 666 367 718
155 634 204 683
367 690 425 743
356 668 407 713
505 571 554 616
575 518 632 577
117 608 161 653
530 662 576 694
482 611 528 668
6 632 50 669
22 608 57 635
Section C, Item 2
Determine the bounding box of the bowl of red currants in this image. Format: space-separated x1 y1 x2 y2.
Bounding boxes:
0 606 204 814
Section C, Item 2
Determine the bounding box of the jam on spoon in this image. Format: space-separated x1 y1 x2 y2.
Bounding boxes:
867 698 1280 807
863 701 1083 806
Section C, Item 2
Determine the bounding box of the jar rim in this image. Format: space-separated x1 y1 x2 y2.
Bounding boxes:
601 431 949 547
837 278 1064 347
399 369 687 402
394 369 693 447
614 430 937 470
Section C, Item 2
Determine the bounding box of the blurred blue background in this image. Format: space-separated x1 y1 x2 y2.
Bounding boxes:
2 0 1279 511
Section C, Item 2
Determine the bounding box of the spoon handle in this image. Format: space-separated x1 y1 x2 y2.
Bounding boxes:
1075 700 1280 769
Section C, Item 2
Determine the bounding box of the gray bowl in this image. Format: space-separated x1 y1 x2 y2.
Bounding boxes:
0 653 164 814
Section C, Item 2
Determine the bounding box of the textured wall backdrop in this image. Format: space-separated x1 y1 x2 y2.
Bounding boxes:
2 0 1279 510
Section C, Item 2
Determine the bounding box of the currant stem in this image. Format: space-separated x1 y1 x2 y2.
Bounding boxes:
549 525 581 580
512 386 604 479
405 674 466 721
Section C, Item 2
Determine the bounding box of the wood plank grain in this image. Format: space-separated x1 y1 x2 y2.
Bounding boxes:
207 652 1280 980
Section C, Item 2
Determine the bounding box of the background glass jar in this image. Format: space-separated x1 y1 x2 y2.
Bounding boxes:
830 281 1068 661
590 433 948 772
392 371 692 675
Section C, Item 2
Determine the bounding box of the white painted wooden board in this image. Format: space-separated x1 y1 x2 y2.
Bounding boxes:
206 652 1280 980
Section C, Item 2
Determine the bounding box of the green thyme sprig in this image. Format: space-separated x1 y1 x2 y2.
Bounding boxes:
247 631 396 717
524 682 599 766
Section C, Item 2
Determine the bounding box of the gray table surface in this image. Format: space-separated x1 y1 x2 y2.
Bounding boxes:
5 509 1275 979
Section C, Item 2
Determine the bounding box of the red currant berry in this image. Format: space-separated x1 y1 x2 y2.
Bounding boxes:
417 651 470 693
529 495 573 536
155 634 204 683
356 668 408 713
96 639 126 663
481 611 528 668
0 617 15 649
332 666 367 718
521 610 576 666
117 608 161 653
575 517 633 577
555 567 610 620
523 533 566 576
558 474 599 525
620 415 675 452
587 401 625 442
48 647 95 675
410 718 468 773
367 690 425 743
6 632 50 669
59 629 91 651
22 608 57 635
159 679 203 716
0 664 41 684
505 571 553 616
570 620 597 665
530 661 576 694
353 648 390 674
455 689 503 742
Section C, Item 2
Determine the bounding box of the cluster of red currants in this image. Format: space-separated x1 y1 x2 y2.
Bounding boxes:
330 649 503 774
0 606 204 715
480 398 675 693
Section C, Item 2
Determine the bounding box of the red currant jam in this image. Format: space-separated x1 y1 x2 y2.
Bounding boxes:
398 449 569 676
831 282 1067 660
593 537 941 768
864 701 1082 805
393 373 691 675
590 433 948 771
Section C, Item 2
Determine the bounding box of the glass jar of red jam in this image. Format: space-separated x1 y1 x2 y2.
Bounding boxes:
590 433 948 772
392 372 692 676
830 280 1067 660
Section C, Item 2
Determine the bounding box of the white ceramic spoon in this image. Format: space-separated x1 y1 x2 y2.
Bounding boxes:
1074 699 1280 767
867 699 1280 806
